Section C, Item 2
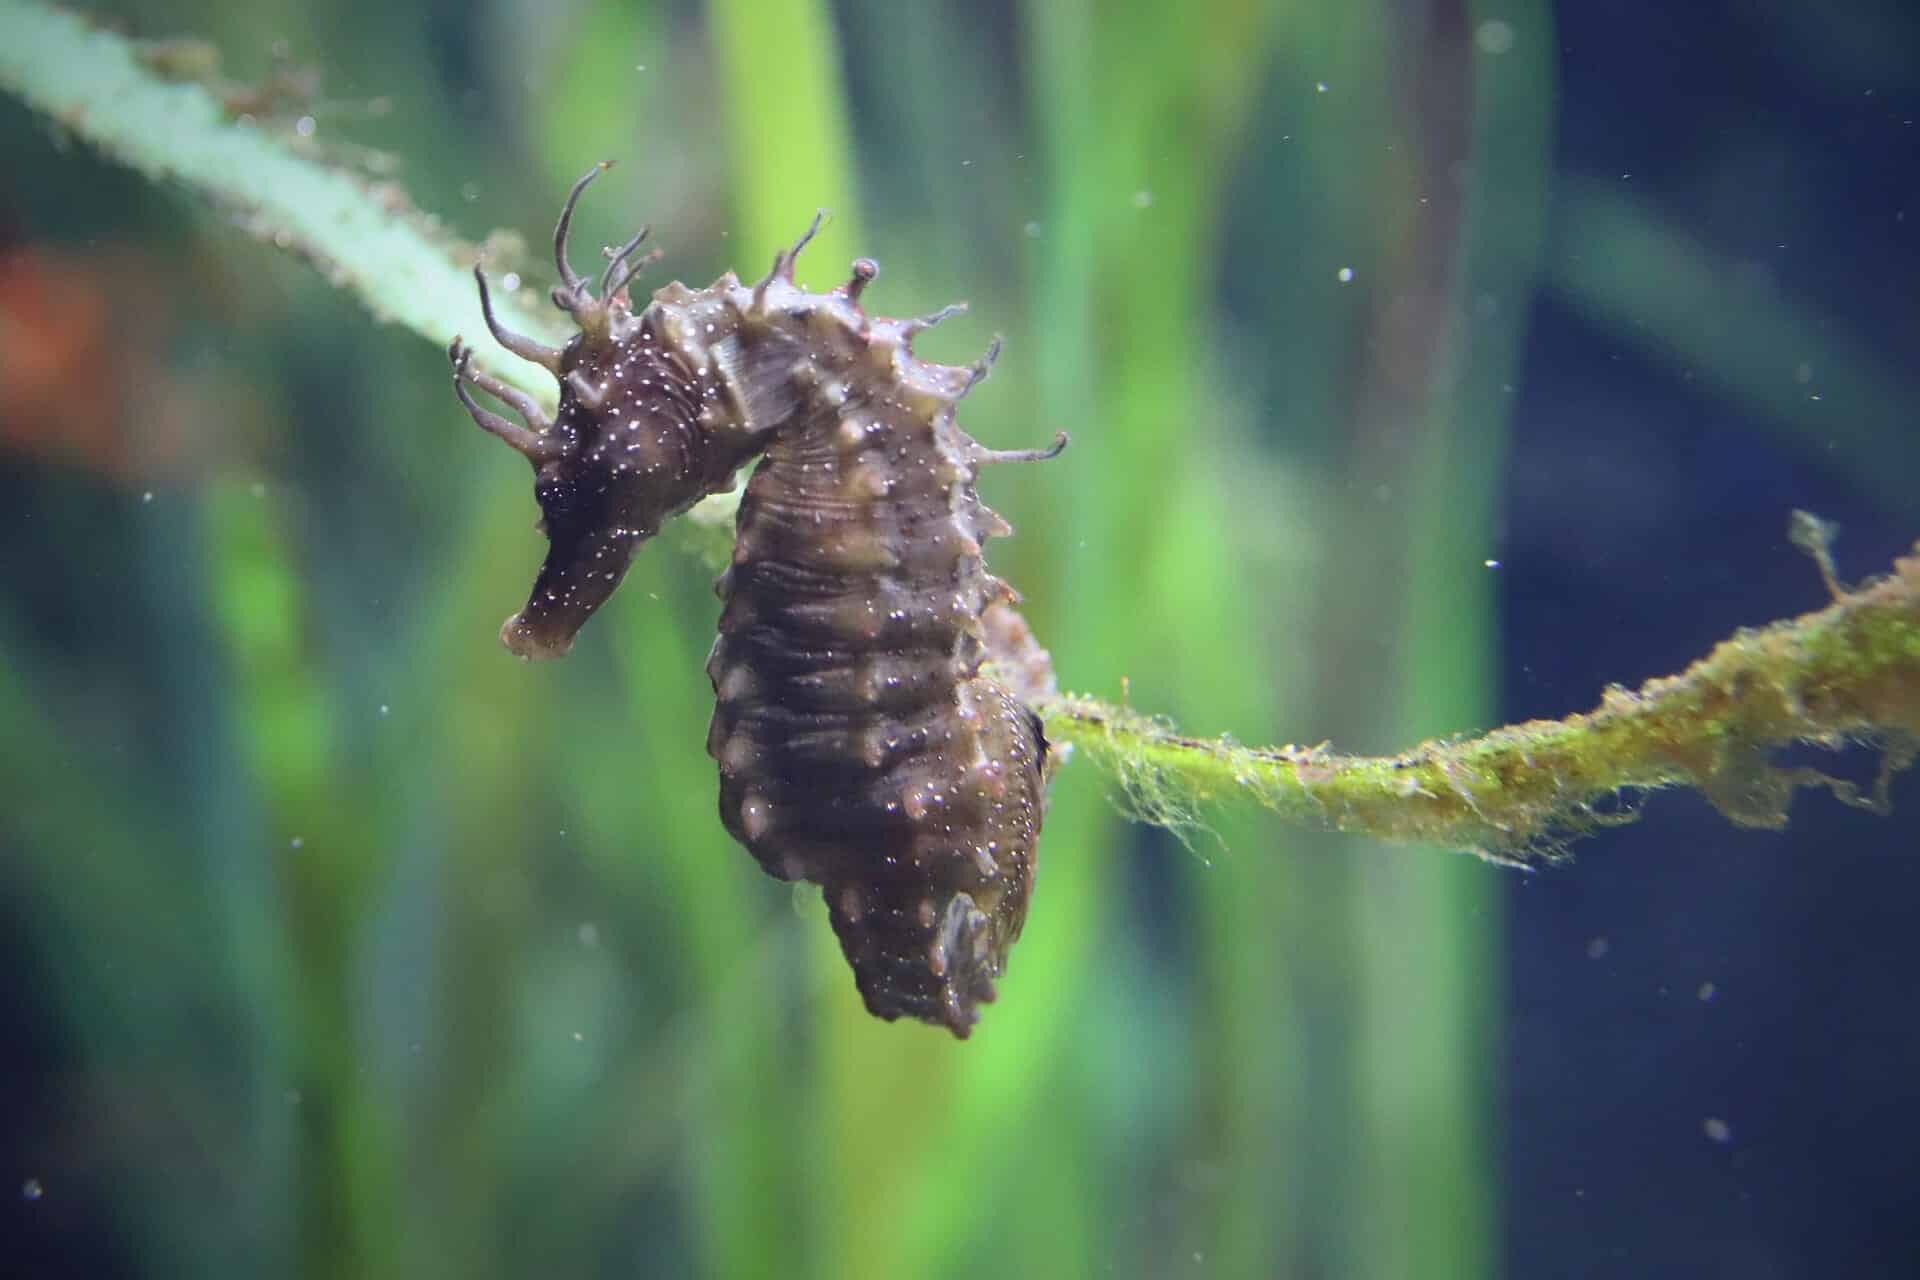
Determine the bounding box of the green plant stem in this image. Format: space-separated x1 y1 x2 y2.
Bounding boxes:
1041 549 1920 862
4 0 1914 865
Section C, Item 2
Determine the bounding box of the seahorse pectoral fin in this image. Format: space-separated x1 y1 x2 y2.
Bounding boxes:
932 893 1001 1038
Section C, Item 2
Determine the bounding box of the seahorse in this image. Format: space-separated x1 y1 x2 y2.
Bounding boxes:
453 167 1063 1035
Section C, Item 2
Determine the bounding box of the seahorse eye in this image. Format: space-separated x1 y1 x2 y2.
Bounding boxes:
533 467 590 525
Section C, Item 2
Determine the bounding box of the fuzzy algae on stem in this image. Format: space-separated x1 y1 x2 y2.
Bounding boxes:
1 0 1913 866
1036 532 1920 864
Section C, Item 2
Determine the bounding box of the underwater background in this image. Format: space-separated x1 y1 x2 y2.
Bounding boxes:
2 0 1916 1276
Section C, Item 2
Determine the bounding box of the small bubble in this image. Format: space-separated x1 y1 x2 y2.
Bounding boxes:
1316 81 1328 93
1703 1117 1732 1144
290 836 304 850
294 115 317 137
1586 935 1610 960
635 64 647 72
501 271 522 291
1023 221 1042 238
141 490 155 504
572 1030 585 1042
1336 266 1354 283
577 922 600 948
1131 190 1154 209
1483 558 1502 569
21 1177 43 1201
1697 981 1717 1002
1474 20 1515 54
378 703 390 717
250 481 267 499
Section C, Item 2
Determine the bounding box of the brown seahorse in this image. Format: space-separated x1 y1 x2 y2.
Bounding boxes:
451 167 1064 1036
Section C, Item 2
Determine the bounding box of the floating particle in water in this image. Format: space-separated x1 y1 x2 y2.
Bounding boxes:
1586 935 1610 960
1475 20 1515 54
1484 559 1502 570
21 1178 43 1202
1132 190 1154 209
1316 81 1328 93
1703 1117 1732 1144
1697 981 1717 1002
577 922 600 948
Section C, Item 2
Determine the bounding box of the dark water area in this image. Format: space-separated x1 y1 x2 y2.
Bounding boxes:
1506 3 1919 1274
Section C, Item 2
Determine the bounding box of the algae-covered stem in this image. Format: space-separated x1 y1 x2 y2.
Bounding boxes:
2 0 1914 862
1038 533 1920 863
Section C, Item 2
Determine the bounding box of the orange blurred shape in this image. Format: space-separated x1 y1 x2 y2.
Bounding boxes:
0 244 189 482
